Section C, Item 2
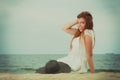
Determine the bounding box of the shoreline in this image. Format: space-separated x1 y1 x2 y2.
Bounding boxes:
1 69 120 74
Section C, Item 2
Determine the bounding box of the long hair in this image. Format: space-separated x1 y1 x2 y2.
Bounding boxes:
69 11 95 51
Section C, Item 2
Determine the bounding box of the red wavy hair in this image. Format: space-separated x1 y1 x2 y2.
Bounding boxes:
69 11 95 51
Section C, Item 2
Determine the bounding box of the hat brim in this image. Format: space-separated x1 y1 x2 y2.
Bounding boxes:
35 62 71 74
35 66 46 74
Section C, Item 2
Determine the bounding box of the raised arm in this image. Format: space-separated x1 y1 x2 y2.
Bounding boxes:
61 20 78 35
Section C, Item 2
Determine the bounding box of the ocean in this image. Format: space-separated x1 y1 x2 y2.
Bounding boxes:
0 54 120 74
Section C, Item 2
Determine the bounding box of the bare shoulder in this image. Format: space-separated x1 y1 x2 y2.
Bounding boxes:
84 29 93 42
84 29 94 37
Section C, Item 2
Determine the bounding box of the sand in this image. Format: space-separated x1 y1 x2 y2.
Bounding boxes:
0 72 120 80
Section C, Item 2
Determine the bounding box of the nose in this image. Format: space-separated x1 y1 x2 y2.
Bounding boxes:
78 26 81 29
77 24 81 27
78 26 82 28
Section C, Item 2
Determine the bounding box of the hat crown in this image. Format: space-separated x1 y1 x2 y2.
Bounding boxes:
45 60 60 73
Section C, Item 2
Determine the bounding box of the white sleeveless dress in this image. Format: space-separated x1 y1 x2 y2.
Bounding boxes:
57 29 95 73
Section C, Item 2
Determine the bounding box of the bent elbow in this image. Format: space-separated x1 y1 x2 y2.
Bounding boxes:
61 27 65 31
61 27 67 31
87 53 93 58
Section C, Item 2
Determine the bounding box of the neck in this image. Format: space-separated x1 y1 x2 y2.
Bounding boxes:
79 30 84 38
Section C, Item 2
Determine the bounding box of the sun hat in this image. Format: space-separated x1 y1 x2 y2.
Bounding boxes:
35 60 71 74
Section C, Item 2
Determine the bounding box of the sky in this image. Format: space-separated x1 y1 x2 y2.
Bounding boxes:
0 0 120 54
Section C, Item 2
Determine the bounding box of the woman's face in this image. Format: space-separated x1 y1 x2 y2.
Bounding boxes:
77 17 86 32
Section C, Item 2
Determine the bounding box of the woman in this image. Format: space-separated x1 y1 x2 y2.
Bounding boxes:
36 11 95 74
57 11 95 73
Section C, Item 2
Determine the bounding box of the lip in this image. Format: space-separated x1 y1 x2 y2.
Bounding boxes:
78 28 83 32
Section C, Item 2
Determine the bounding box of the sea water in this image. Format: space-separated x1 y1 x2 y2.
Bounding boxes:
0 54 120 74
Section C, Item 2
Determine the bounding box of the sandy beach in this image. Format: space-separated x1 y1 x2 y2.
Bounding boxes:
0 72 120 80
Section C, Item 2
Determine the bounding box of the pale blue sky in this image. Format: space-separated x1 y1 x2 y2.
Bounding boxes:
0 0 120 54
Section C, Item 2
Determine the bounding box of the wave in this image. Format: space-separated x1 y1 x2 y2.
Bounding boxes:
88 69 120 72
1 68 120 72
19 68 36 71
0 68 120 74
